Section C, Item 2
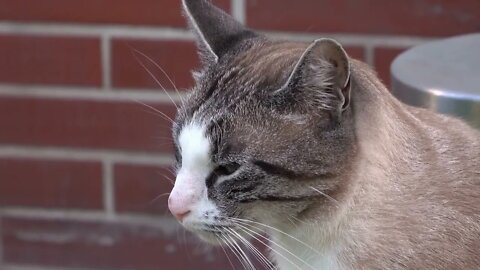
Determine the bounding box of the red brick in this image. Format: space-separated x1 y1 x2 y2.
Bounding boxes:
115 164 174 215
0 97 176 153
1 217 241 270
0 34 101 86
374 47 407 87
112 39 198 90
0 158 102 209
246 0 480 37
0 0 230 27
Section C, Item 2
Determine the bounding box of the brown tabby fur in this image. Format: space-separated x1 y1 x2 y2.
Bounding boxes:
175 1 480 269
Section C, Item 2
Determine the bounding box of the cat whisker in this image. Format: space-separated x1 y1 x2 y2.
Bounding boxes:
216 236 237 270
148 192 170 205
233 222 316 270
137 106 173 123
130 47 185 106
309 186 340 207
226 228 258 269
175 225 192 261
288 215 309 226
158 172 175 186
132 99 175 124
235 225 307 270
181 227 190 261
228 227 276 270
287 217 298 228
225 231 255 269
225 228 257 270
222 231 252 270
245 230 308 270
130 50 179 110
166 167 177 174
234 228 277 270
230 217 323 257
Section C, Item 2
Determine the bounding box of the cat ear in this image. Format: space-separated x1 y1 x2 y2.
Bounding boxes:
182 0 256 64
277 38 351 114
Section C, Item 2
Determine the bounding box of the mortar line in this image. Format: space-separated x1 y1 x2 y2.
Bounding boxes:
1 264 92 270
0 84 185 102
0 22 193 39
0 145 173 165
0 215 3 267
364 45 375 66
232 0 246 24
0 22 435 47
265 31 434 47
101 34 112 90
0 207 178 231
102 160 116 219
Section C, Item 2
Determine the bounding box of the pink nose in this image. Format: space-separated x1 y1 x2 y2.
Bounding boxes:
168 193 193 221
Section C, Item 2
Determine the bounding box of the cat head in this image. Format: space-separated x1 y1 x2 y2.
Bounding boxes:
168 0 357 243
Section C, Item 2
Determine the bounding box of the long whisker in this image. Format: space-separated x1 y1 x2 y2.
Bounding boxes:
288 215 309 226
236 225 308 270
130 51 179 110
309 186 340 207
132 99 175 124
158 173 174 186
234 222 316 270
136 105 174 123
148 192 170 205
182 228 190 261
230 217 322 257
222 232 250 270
225 229 256 270
216 235 237 270
130 48 185 106
228 227 276 270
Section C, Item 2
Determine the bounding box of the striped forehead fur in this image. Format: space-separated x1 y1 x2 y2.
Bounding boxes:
191 40 337 119
232 42 306 83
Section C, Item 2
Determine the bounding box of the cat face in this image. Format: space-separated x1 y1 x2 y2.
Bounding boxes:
168 0 357 244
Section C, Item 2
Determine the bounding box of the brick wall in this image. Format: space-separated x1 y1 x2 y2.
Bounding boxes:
0 0 478 269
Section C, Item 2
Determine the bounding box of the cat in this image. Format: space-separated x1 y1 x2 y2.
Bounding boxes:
167 0 480 269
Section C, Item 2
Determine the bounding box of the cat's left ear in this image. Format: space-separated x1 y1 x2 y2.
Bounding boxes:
182 0 257 64
277 38 351 115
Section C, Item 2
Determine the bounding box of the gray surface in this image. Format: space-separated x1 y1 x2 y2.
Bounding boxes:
391 33 480 128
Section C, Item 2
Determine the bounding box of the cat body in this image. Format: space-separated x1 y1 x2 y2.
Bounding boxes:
271 61 480 269
167 1 480 269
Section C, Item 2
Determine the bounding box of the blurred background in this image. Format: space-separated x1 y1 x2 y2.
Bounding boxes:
0 0 478 269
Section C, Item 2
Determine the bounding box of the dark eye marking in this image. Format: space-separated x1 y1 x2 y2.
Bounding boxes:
253 160 299 179
216 162 241 176
206 162 241 188
238 194 317 203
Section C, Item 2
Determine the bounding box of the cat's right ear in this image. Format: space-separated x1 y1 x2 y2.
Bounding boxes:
182 0 257 64
275 38 351 117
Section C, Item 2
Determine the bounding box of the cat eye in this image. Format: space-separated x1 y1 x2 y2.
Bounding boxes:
214 162 241 176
